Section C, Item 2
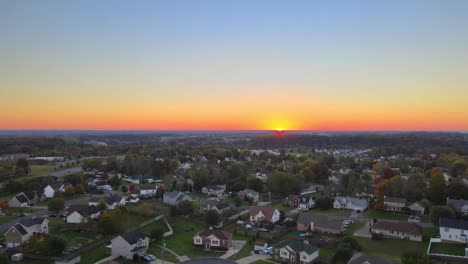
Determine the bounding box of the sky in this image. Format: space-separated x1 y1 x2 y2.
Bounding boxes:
1 0 468 131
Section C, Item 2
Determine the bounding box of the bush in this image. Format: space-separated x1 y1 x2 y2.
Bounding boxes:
48 236 67 255
47 198 65 213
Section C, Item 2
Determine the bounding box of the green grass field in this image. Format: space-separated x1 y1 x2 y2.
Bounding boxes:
353 237 423 263
80 245 108 264
147 244 179 263
430 242 466 256
362 209 409 221
313 208 351 217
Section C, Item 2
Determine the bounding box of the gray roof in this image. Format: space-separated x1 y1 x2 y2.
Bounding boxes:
120 231 148 245
19 217 46 227
347 252 395 264
13 224 28 236
14 194 29 203
440 217 468 230
447 198 468 210
89 195 123 204
273 239 318 255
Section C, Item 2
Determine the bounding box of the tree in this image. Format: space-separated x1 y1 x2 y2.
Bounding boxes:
121 185 128 193
447 179 468 200
47 198 65 213
428 171 447 205
97 199 108 211
177 200 194 216
0 252 9 264
193 167 210 192
450 159 467 177
75 184 85 194
246 176 263 192
205 210 221 227
401 250 432 264
404 174 425 202
98 212 117 234
48 236 67 255
64 185 75 197
234 196 242 207
430 206 455 225
374 179 392 202
315 197 334 210
15 158 30 175
332 236 361 263
267 171 302 197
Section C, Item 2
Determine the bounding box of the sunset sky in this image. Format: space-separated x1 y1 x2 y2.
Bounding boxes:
1 0 468 131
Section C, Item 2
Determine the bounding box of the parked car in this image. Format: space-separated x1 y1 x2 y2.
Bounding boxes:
258 228 269 232
245 224 252 230
263 247 273 254
142 254 156 262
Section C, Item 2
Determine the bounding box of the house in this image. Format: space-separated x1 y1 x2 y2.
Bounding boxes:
347 252 395 264
202 184 226 197
285 195 302 207
300 184 324 196
43 185 55 199
333 197 368 211
298 197 315 211
439 217 468 243
58 182 73 192
130 186 158 198
163 191 192 206
111 231 150 259
297 213 344 235
193 227 232 251
200 200 231 215
383 197 407 212
249 206 280 226
255 172 268 182
237 189 260 203
272 240 320 264
407 201 425 216
447 198 468 216
4 217 49 248
371 221 422 242
66 205 100 223
8 194 29 208
88 195 126 210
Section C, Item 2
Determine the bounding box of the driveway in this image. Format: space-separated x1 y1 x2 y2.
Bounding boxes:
220 240 247 259
236 254 271 264
353 221 372 238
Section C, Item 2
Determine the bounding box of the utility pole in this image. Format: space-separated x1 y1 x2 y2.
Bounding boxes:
162 239 166 264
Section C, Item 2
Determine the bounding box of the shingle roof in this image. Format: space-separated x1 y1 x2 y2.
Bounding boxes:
196 229 232 241
68 205 99 215
447 198 468 210
13 224 28 236
250 206 277 219
297 213 343 231
120 231 148 245
439 217 468 230
14 194 29 203
347 252 395 264
384 197 407 204
372 221 422 236
273 239 318 255
18 217 46 227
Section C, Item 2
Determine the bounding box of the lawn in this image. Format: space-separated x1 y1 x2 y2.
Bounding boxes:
80 245 109 264
147 244 179 263
353 237 423 263
28 164 57 178
139 218 169 236
362 210 409 221
228 240 252 261
159 217 223 258
0 215 17 225
319 247 335 262
251 260 272 264
429 242 467 256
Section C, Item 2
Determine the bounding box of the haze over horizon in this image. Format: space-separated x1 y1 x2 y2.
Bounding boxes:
2 0 468 131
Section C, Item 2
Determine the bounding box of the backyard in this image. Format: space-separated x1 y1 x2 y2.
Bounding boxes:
429 242 467 256
353 237 423 263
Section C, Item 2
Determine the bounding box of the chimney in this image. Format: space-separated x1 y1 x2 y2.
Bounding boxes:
304 240 309 244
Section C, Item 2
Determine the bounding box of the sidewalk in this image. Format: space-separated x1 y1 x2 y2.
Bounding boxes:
220 240 246 259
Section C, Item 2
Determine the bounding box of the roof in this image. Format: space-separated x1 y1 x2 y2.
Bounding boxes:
196 229 232 241
439 217 468 230
204 185 225 191
297 213 343 231
240 189 259 196
347 252 395 264
13 224 28 236
120 231 148 245
384 197 407 204
89 195 123 204
250 206 277 219
273 239 318 255
19 217 46 227
335 197 369 208
14 194 29 203
23 191 37 200
372 221 422 236
164 191 183 199
68 205 99 215
447 198 468 209
202 200 230 210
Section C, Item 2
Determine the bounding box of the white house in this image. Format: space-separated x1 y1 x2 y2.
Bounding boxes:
88 195 126 210
447 198 468 216
238 189 260 203
66 205 100 224
111 231 149 259
4 217 49 248
163 191 192 206
202 184 226 197
43 185 55 199
333 197 368 211
439 217 468 243
249 206 280 225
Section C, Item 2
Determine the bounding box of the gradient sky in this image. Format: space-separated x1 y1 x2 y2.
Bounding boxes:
1 0 468 131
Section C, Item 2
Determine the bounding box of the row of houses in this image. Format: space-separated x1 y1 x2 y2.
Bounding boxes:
8 182 73 208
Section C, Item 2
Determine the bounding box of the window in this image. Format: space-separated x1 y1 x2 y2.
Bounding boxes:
212 240 219 246
281 251 288 256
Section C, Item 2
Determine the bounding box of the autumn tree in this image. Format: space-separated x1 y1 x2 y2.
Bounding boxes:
205 209 221 227
267 171 302 197
428 171 447 205
430 206 455 225
47 198 65 213
64 185 75 197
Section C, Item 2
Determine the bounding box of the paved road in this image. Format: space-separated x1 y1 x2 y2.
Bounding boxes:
0 194 94 232
236 254 271 264
323 211 435 228
49 167 83 177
